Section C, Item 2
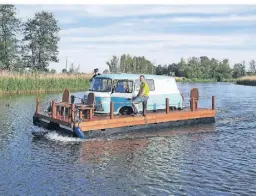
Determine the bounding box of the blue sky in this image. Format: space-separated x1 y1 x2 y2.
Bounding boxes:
16 5 256 73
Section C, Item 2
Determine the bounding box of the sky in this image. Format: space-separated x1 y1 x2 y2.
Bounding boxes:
15 4 256 73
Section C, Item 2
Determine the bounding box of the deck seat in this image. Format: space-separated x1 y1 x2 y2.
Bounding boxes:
190 88 199 111
77 92 95 120
55 89 71 116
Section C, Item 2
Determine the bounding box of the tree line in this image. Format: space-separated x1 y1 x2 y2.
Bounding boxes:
106 55 256 81
106 54 156 74
0 5 59 72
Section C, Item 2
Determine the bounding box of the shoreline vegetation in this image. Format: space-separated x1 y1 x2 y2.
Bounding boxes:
236 76 256 86
0 72 92 95
0 71 251 96
0 5 255 96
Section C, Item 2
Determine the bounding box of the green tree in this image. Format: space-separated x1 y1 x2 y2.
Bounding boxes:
232 63 246 78
216 59 232 81
50 68 56 74
200 56 211 79
0 5 21 70
22 11 60 71
124 55 133 73
103 69 109 74
249 60 256 74
106 56 119 73
176 58 186 77
119 54 126 72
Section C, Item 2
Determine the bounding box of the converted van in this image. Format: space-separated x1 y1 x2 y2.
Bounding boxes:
82 74 184 115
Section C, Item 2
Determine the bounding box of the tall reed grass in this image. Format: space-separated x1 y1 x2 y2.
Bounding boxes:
175 77 217 83
0 71 92 95
236 76 256 86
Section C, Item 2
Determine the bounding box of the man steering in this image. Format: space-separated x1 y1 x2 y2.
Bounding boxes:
131 75 149 116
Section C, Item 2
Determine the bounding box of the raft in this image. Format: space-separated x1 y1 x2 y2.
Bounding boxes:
32 88 216 139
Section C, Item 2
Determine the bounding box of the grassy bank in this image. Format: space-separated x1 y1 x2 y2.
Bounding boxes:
0 72 92 95
0 71 241 96
236 76 256 86
175 77 237 83
175 77 217 83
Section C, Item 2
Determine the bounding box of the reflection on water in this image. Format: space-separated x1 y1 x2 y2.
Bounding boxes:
0 83 256 195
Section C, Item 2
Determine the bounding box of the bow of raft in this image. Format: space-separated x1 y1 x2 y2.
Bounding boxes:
32 88 216 139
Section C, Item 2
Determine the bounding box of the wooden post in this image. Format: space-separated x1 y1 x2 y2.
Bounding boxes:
89 109 93 120
195 100 198 111
56 106 60 118
190 97 195 111
51 100 56 118
165 98 169 114
212 96 216 110
61 107 66 120
79 110 83 120
110 102 114 119
71 104 75 122
36 98 40 114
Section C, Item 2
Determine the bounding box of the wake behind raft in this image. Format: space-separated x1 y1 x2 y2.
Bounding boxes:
32 88 216 139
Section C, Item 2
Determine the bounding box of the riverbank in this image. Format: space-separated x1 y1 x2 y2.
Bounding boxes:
0 72 92 95
175 77 236 83
0 72 238 95
236 76 256 86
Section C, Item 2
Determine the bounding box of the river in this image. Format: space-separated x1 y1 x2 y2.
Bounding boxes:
0 82 255 195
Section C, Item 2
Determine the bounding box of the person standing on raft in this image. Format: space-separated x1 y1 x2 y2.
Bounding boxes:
89 68 101 82
132 75 149 116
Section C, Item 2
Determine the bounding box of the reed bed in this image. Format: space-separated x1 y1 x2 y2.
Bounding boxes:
0 71 92 95
236 76 256 86
175 77 217 83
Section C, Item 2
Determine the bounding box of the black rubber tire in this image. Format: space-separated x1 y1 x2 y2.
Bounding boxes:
119 107 133 115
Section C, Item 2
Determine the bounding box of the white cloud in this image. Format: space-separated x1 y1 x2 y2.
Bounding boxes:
80 5 256 17
61 33 253 46
52 31 256 73
58 18 79 24
16 5 256 19
51 43 256 73
141 14 256 24
14 5 256 73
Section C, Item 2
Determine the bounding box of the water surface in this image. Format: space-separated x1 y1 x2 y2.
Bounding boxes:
0 83 255 195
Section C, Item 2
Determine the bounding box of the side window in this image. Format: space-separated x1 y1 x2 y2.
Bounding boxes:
114 80 133 93
135 79 155 91
145 79 155 91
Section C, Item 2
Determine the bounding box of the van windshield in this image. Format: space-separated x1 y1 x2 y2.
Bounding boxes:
90 78 112 92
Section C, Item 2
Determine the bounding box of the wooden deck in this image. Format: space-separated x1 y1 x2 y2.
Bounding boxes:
76 108 216 132
33 106 216 132
33 88 216 135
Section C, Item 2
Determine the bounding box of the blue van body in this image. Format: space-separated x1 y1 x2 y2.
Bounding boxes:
83 74 184 115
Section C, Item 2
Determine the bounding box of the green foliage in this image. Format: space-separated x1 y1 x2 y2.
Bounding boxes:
50 69 56 74
249 60 256 74
0 5 21 70
156 56 233 81
68 63 80 74
22 11 60 71
106 56 119 73
107 54 155 74
62 68 67 73
232 62 246 78
0 73 90 94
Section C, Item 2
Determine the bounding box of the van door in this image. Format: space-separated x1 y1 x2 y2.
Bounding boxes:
111 79 134 115
134 79 156 111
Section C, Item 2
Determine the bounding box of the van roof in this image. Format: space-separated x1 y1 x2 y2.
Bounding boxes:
95 73 174 80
